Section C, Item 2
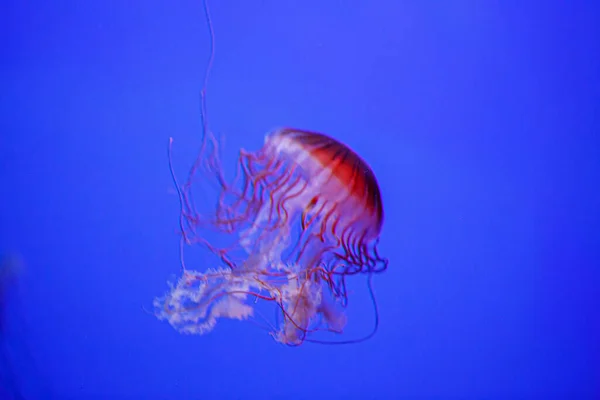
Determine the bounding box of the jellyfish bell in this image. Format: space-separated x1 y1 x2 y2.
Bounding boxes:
155 127 387 345
261 128 384 259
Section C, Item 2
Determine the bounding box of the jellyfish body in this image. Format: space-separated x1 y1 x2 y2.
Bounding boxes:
155 128 387 345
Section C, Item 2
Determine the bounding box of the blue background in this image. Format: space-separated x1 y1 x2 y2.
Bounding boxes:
1 0 599 398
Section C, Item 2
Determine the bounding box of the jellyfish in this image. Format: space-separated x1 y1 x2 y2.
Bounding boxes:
154 127 387 345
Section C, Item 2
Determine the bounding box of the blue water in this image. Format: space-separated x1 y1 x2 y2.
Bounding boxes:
1 1 599 398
